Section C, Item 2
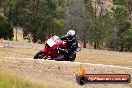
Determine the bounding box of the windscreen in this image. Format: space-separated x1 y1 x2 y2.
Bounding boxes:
52 36 62 42
46 36 62 47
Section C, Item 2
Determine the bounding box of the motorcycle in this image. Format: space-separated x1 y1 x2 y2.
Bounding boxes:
33 35 81 61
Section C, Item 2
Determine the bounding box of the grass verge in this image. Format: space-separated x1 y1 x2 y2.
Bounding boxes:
0 73 44 88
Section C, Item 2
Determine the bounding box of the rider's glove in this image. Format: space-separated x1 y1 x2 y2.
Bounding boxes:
56 46 61 51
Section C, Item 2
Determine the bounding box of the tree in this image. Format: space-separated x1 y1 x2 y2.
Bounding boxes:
5 0 65 43
108 5 131 51
88 12 113 49
113 0 128 5
113 0 132 22
121 28 132 51
80 0 94 48
127 0 132 21
0 13 14 40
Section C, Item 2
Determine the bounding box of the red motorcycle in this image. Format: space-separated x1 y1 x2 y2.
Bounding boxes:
33 35 81 61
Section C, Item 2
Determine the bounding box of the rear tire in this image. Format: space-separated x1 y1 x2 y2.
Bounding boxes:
33 51 46 59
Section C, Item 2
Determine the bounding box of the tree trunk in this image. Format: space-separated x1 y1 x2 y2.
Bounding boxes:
83 37 86 48
94 42 97 49
15 27 18 41
32 33 38 43
97 41 99 49
128 1 132 21
120 43 124 52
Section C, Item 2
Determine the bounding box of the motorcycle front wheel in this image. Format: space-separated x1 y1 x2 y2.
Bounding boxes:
33 50 46 59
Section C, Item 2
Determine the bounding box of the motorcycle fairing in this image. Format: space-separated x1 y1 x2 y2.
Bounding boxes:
41 35 66 59
46 38 56 47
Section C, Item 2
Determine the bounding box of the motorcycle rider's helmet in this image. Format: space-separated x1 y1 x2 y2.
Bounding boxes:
67 30 75 37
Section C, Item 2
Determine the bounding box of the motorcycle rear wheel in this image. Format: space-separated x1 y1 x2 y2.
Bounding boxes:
33 50 46 59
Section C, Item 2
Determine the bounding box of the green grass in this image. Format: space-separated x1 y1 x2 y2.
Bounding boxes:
0 73 44 88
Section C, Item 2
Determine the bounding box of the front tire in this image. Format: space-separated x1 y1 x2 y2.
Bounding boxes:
33 51 46 59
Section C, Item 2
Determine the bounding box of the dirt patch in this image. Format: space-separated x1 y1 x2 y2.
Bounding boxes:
0 57 132 88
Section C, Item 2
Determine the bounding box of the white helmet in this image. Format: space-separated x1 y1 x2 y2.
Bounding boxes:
67 30 75 36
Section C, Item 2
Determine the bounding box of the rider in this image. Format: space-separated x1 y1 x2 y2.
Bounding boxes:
57 30 78 61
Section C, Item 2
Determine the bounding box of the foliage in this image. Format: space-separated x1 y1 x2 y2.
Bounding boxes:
0 13 14 40
108 5 131 51
112 5 129 21
113 0 129 5
121 28 132 51
4 0 65 43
